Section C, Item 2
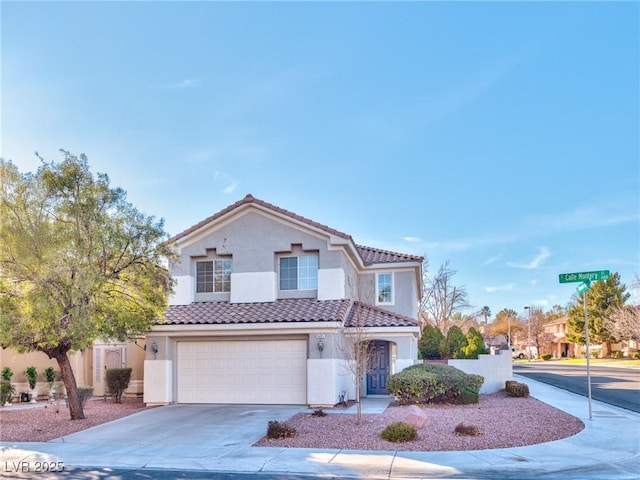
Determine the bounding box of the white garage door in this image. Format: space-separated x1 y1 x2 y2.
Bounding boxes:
177 340 307 404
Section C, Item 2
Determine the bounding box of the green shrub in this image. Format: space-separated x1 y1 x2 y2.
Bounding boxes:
381 422 417 443
387 363 483 405
454 422 481 436
443 326 468 359
0 380 16 406
541 354 553 361
24 366 38 390
459 386 479 404
77 386 94 407
611 350 623 359
505 381 529 398
44 367 57 384
462 327 487 359
43 367 57 395
419 325 445 359
105 367 132 403
266 420 296 439
633 352 640 360
1 367 13 382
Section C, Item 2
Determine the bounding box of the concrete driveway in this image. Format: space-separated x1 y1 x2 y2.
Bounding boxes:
49 404 305 447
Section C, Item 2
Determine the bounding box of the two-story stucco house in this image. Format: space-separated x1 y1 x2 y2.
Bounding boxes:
143 195 423 407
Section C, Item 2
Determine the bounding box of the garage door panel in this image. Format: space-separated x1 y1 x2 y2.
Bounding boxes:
178 340 307 404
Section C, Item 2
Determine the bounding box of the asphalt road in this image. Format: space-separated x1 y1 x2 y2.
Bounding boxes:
6 465 640 480
514 362 640 413
1 469 328 480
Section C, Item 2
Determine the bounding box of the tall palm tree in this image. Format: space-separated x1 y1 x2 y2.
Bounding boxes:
481 306 491 324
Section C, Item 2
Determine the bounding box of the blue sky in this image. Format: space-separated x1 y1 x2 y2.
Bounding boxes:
2 1 639 320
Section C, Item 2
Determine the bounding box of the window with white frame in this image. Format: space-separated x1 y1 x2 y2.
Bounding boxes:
196 259 232 293
279 255 318 290
376 273 393 304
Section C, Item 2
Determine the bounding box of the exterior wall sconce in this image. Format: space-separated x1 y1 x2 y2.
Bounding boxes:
152 341 158 359
317 339 324 353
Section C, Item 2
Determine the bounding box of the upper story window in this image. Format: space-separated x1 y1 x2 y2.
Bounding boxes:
279 255 318 290
196 259 232 293
376 273 393 304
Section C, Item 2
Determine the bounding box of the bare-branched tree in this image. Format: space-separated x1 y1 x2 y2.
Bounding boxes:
421 260 470 332
338 303 377 424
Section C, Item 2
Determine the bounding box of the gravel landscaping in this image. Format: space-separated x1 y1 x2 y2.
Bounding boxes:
0 397 148 442
1 392 584 451
254 392 585 451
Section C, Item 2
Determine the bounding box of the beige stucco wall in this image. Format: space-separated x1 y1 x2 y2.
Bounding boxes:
0 348 90 400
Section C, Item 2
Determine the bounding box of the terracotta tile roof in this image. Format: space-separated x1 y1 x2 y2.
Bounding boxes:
356 244 423 265
163 298 417 328
168 194 423 266
164 298 351 325
345 301 419 328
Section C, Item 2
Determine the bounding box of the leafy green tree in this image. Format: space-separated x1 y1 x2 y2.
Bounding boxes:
419 324 445 359
0 152 173 420
486 309 522 346
443 325 467 359
566 273 630 356
463 327 486 359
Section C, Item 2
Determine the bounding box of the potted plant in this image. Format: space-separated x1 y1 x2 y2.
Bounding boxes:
1 367 15 406
44 367 57 400
24 366 38 403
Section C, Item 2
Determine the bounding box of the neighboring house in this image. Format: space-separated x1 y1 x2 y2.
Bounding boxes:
143 194 423 407
0 340 145 401
542 314 639 359
542 315 574 358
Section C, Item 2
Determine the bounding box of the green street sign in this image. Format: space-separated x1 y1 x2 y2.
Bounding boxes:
577 281 591 294
559 270 610 284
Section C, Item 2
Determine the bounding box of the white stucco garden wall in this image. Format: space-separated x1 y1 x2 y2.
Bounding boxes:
448 350 512 393
143 360 173 406
307 358 356 407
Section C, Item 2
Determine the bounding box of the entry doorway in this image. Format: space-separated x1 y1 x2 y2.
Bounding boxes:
366 340 389 395
93 343 127 396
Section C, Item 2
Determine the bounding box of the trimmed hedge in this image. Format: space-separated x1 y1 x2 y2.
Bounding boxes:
105 368 132 403
505 380 529 397
381 422 418 442
387 363 484 405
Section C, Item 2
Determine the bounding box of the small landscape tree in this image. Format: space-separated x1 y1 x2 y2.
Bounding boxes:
463 327 486 359
443 325 467 359
0 152 173 420
419 324 444 359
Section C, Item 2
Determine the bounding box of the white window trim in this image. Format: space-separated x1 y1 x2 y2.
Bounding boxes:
376 272 394 305
279 254 318 291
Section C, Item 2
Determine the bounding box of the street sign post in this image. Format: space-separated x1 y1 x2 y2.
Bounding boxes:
558 270 610 284
558 269 610 421
577 281 591 295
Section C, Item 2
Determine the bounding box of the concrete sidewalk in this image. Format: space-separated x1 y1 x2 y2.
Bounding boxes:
1 375 639 479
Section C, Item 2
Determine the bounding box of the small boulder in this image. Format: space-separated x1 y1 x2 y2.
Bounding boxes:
403 405 430 429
